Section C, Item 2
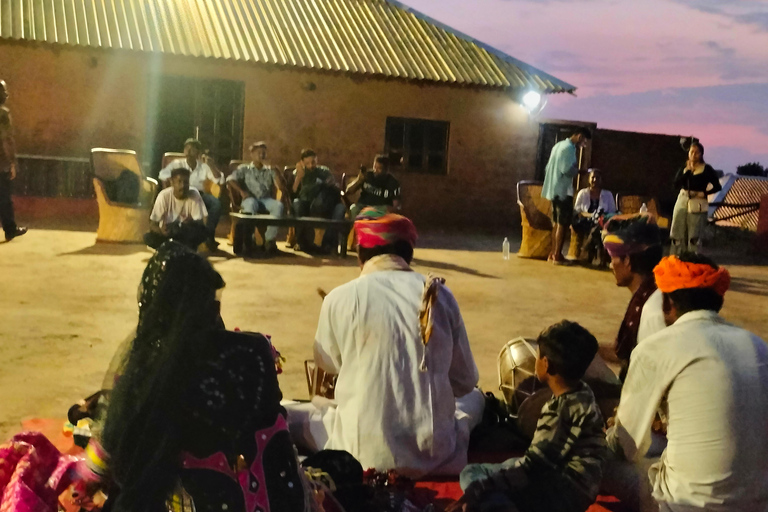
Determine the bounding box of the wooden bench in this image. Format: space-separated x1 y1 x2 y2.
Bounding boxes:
229 212 353 257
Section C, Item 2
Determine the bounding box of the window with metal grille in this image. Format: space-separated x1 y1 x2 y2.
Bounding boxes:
384 117 450 175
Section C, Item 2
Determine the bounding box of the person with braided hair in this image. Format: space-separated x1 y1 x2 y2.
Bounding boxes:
74 241 314 512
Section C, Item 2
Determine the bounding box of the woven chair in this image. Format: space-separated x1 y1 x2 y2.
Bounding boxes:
516 181 553 259
91 148 157 243
616 194 670 229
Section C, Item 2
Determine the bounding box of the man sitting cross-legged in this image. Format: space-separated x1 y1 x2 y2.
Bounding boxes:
284 208 485 478
144 167 208 250
227 141 290 257
158 138 223 251
600 214 667 381
345 153 402 219
452 321 607 512
604 253 768 512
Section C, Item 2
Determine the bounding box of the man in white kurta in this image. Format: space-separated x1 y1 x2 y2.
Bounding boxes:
607 254 768 511
285 210 484 478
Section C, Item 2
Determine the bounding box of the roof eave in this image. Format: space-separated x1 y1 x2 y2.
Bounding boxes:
388 0 577 94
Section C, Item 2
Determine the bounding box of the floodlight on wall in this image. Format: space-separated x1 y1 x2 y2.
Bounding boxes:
511 89 547 117
523 91 541 110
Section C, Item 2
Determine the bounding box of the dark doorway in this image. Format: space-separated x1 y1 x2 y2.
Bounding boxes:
535 122 594 184
150 76 244 176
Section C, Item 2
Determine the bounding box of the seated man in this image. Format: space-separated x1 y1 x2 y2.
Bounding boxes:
284 209 485 478
158 138 223 251
292 149 345 253
227 141 289 256
345 154 402 218
145 167 208 250
571 169 617 263
573 169 616 218
455 321 606 512
606 253 768 511
600 214 666 381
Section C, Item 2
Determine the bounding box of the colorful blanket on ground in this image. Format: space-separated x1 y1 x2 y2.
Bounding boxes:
0 431 79 512
14 421 630 512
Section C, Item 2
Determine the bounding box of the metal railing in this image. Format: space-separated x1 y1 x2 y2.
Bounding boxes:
14 154 94 199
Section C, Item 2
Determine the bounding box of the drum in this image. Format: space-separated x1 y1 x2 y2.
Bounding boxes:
305 359 337 399
497 337 546 415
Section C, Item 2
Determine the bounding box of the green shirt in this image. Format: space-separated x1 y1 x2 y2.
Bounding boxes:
298 165 334 202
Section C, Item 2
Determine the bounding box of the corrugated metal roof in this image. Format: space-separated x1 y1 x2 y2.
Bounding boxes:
711 175 768 231
0 0 575 93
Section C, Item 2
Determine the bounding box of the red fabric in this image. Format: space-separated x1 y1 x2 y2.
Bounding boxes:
353 210 417 248
410 451 628 512
0 432 79 512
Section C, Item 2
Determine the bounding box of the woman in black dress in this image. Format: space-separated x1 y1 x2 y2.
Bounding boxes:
81 241 314 512
670 142 722 255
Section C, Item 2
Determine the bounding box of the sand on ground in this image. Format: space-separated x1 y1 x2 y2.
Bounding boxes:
1 227 767 441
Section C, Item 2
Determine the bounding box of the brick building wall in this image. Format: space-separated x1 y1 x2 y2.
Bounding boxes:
0 41 543 230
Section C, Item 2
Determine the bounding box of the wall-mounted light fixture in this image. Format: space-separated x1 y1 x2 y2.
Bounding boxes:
522 91 541 110
511 88 547 117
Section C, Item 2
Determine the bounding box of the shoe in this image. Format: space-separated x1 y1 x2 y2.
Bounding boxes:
5 226 27 241
296 242 319 254
264 241 282 257
316 243 334 255
206 238 220 251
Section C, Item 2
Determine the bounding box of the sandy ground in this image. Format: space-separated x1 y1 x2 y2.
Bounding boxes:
1 225 767 442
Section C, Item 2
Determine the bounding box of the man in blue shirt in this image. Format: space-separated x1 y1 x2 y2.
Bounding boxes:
542 128 591 264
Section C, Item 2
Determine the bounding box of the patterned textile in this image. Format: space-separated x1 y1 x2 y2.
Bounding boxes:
84 331 313 512
615 276 658 376
0 431 79 512
353 208 417 248
490 383 606 501
653 256 731 296
137 241 223 330
602 214 661 258
418 274 446 372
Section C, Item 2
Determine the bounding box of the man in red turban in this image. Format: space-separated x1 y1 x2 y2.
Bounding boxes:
605 253 768 512
284 208 485 478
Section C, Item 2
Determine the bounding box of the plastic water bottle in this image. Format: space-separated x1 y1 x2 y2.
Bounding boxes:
502 237 510 260
639 203 648 214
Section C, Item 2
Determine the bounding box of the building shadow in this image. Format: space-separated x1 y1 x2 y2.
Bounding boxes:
412 257 499 279
416 230 522 253
58 243 152 256
729 276 768 298
239 251 359 268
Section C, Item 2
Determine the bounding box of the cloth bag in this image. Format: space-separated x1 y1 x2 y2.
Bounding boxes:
687 196 708 214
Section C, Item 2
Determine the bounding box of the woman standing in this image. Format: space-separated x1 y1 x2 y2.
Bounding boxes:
670 142 722 255
79 241 314 512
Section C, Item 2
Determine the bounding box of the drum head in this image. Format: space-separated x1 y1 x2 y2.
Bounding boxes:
498 337 546 414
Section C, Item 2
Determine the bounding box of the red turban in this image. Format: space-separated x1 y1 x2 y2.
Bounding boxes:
354 207 417 249
653 255 731 296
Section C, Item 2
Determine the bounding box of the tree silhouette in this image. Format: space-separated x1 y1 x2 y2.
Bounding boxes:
736 162 766 177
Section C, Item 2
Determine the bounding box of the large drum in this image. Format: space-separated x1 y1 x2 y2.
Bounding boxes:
497 337 546 415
